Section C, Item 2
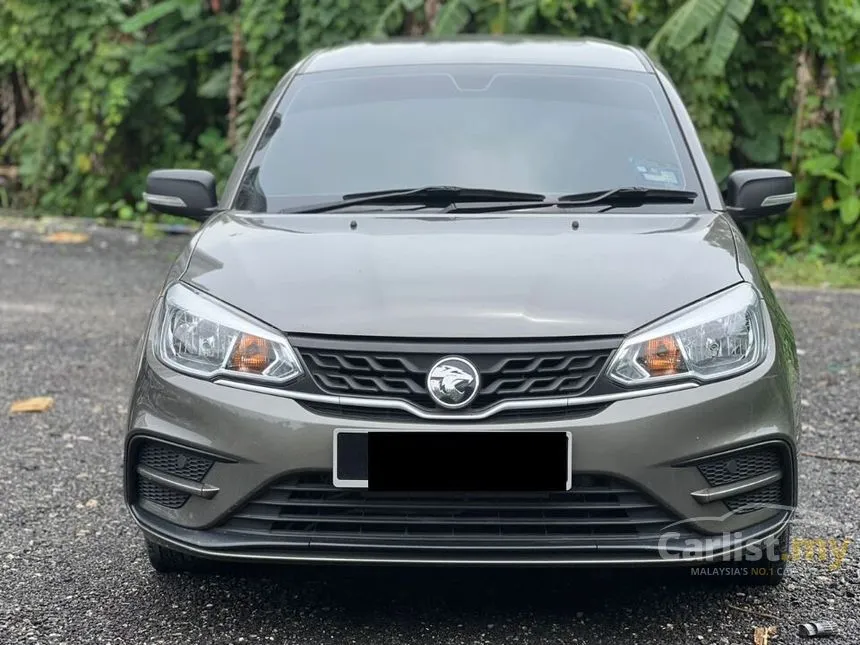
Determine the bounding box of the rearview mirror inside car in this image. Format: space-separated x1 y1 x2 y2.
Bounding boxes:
143 169 218 222
724 169 795 221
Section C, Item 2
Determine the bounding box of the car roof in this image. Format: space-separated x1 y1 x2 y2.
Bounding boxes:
301 37 651 74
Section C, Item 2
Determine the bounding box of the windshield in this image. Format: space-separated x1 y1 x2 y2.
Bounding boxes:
234 64 702 213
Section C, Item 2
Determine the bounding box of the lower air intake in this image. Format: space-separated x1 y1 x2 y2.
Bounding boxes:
696 445 789 514
133 439 216 509
697 447 781 488
724 482 783 513
137 478 189 509
138 441 214 482
217 471 681 545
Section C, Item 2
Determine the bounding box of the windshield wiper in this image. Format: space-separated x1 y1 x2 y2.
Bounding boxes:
282 186 546 214
558 186 698 205
442 186 699 213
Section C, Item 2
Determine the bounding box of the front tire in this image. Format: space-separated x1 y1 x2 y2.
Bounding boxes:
145 538 212 574
745 526 790 586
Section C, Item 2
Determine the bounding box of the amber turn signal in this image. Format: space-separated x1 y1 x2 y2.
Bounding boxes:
227 334 274 373
639 335 685 376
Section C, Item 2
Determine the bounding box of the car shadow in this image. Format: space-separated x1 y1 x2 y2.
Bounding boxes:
150 562 743 620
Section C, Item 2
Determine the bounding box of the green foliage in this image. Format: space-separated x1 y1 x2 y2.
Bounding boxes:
0 0 859 262
801 90 860 227
432 0 480 36
238 0 299 141
647 0 754 75
0 0 233 217
741 0 860 261
756 249 860 288
374 0 423 37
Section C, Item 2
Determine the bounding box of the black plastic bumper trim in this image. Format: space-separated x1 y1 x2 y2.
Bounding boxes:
131 505 792 566
691 470 783 504
136 465 220 499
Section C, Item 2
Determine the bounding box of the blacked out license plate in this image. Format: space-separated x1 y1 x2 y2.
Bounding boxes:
333 430 571 492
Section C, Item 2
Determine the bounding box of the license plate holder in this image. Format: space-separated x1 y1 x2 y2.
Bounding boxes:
333 430 571 491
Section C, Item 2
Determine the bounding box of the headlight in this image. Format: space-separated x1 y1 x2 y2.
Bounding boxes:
606 283 767 385
155 283 303 383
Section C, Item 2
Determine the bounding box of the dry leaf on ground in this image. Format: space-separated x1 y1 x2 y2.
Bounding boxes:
42 231 90 244
9 396 54 414
754 626 778 645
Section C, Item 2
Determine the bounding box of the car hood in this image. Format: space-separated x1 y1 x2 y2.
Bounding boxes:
182 212 742 338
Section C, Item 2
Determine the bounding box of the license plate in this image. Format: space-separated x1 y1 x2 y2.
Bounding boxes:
333 430 571 491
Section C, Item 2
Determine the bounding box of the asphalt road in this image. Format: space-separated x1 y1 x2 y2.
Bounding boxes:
1 221 858 645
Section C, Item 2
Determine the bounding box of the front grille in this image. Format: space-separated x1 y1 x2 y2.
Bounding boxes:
138 441 214 482
137 478 189 509
290 336 619 412
697 448 780 487
217 471 679 543
724 482 783 513
297 400 609 423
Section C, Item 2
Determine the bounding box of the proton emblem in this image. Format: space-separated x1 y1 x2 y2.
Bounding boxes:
427 356 480 409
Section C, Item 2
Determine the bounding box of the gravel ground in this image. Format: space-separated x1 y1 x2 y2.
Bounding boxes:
0 221 858 645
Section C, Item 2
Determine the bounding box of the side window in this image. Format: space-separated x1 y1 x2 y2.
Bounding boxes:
654 69 721 208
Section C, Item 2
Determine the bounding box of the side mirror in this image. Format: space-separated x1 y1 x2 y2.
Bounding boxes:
724 169 795 221
143 169 218 221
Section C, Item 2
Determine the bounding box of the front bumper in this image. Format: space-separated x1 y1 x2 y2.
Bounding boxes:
125 337 798 565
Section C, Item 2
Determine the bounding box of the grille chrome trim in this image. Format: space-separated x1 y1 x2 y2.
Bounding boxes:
214 379 699 421
296 399 610 423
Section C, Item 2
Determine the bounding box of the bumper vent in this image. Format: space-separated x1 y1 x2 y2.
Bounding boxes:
137 478 189 509
696 445 788 514
698 449 780 488
134 440 216 509
290 335 619 413
724 482 783 512
138 441 214 482
217 471 680 546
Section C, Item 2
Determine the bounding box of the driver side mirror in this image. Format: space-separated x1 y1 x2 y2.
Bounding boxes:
143 169 218 222
724 169 795 221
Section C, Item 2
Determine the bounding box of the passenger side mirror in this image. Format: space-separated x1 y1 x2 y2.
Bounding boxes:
724 169 795 221
143 169 218 222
